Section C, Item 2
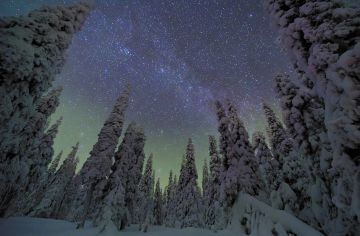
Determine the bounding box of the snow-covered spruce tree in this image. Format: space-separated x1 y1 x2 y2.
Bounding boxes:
208 135 223 229
262 96 310 221
29 142 79 218
274 73 342 234
265 2 360 234
27 117 63 192
136 153 154 231
164 170 176 227
93 179 126 232
220 101 259 209
175 139 204 228
93 122 146 231
118 123 146 224
48 151 63 181
13 88 64 215
0 2 91 216
14 117 63 216
262 102 293 167
202 160 212 227
57 174 81 220
153 178 163 226
252 131 279 196
72 86 130 225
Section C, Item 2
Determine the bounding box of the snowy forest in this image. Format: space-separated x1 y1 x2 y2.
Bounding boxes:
0 1 359 236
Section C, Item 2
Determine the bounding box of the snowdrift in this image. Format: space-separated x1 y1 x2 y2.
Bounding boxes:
0 217 241 236
230 192 324 236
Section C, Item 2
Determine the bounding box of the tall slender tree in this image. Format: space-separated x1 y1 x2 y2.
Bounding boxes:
175 139 203 228
136 154 154 231
208 135 223 229
164 170 176 227
153 178 163 226
202 160 212 227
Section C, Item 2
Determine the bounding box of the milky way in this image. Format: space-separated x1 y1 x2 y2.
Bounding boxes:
1 0 293 185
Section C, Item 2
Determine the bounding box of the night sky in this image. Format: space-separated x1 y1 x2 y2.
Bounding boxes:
1 0 293 185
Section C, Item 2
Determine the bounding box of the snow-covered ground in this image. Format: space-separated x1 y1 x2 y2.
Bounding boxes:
0 217 242 236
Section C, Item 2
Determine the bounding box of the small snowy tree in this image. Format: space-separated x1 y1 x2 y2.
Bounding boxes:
30 143 79 218
252 131 279 195
262 102 293 166
14 117 63 216
57 174 81 220
175 139 204 228
164 170 176 227
136 154 154 231
153 178 163 225
202 160 213 227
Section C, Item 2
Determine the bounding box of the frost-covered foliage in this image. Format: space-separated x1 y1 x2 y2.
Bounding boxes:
48 151 63 180
72 86 130 224
153 178 163 226
262 103 293 166
13 117 63 216
264 1 360 168
0 2 91 216
27 117 63 191
219 101 259 210
37 87 63 123
30 143 79 218
274 74 339 233
252 131 279 195
175 139 204 228
136 154 154 231
266 1 360 234
214 101 230 162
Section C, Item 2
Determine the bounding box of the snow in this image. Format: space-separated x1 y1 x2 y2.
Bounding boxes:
0 217 241 236
230 192 323 236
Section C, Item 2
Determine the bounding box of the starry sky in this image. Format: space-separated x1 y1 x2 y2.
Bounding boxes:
1 0 293 186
